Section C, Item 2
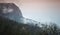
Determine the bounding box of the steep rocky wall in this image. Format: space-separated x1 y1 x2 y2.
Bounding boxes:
0 0 22 8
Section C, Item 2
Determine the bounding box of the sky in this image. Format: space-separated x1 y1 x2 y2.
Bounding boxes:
20 0 60 24
0 0 60 25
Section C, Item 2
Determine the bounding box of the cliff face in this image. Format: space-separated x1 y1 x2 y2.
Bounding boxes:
0 0 22 7
0 3 23 22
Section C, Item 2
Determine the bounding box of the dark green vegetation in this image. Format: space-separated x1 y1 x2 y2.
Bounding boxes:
0 16 60 35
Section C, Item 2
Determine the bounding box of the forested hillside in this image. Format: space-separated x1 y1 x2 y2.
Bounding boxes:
0 15 60 35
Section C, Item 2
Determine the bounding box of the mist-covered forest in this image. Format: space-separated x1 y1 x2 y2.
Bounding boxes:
0 15 60 35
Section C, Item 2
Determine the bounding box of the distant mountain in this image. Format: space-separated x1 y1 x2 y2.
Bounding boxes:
0 3 23 20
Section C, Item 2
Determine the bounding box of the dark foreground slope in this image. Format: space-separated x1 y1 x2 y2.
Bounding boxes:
0 16 60 35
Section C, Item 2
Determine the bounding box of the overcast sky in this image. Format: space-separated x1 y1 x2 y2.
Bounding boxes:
20 0 60 24
0 0 60 25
